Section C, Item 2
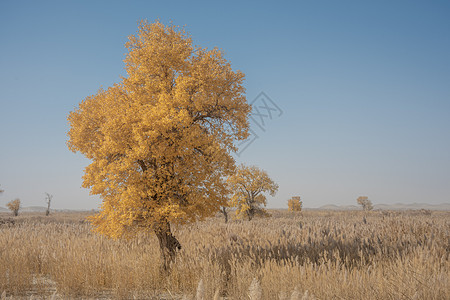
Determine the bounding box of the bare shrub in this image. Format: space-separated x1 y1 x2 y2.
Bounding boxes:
45 193 53 216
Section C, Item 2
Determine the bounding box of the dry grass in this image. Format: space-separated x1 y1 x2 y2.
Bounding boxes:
0 210 449 299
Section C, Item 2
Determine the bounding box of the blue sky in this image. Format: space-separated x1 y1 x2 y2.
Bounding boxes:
1 0 449 209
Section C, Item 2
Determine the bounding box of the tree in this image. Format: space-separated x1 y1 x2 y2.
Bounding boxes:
67 21 250 270
0 185 4 194
45 193 53 216
288 196 302 212
227 165 278 220
7 199 21 217
357 196 373 211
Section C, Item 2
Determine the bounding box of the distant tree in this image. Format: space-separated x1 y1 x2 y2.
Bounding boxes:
227 165 278 220
357 196 373 211
7 199 21 216
288 196 302 212
0 185 4 194
45 193 53 216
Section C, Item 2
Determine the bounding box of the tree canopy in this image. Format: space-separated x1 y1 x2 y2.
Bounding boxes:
67 21 250 266
288 196 302 212
227 164 278 220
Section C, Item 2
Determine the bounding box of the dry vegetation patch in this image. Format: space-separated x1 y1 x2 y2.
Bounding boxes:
0 210 449 299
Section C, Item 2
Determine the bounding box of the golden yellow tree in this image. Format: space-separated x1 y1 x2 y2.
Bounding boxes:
227 165 278 220
288 196 302 212
357 196 373 211
67 21 250 269
7 199 21 217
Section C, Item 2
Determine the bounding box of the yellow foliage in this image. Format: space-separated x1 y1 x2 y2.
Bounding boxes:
67 21 251 239
227 165 278 220
288 196 302 212
7 198 21 216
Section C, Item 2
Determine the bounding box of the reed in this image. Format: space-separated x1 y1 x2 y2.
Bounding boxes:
0 210 448 299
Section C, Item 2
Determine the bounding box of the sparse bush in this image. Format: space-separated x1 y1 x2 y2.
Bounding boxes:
45 193 53 216
6 198 20 216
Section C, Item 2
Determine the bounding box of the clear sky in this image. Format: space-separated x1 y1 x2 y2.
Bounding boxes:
1 0 449 210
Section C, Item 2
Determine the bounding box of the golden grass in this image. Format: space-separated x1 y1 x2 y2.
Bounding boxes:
0 210 449 299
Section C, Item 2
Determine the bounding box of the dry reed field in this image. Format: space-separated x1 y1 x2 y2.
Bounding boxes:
0 210 449 299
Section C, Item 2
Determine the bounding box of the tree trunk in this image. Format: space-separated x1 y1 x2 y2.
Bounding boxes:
221 207 228 223
154 220 181 272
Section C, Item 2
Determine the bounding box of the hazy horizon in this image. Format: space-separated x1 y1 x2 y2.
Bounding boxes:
1 1 449 210
1 202 450 211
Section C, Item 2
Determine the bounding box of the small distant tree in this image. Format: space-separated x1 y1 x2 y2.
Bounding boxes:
7 199 21 216
45 193 53 216
288 196 302 212
227 165 278 220
357 196 373 211
0 185 4 194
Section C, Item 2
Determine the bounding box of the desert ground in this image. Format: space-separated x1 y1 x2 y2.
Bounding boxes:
1 209 449 299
